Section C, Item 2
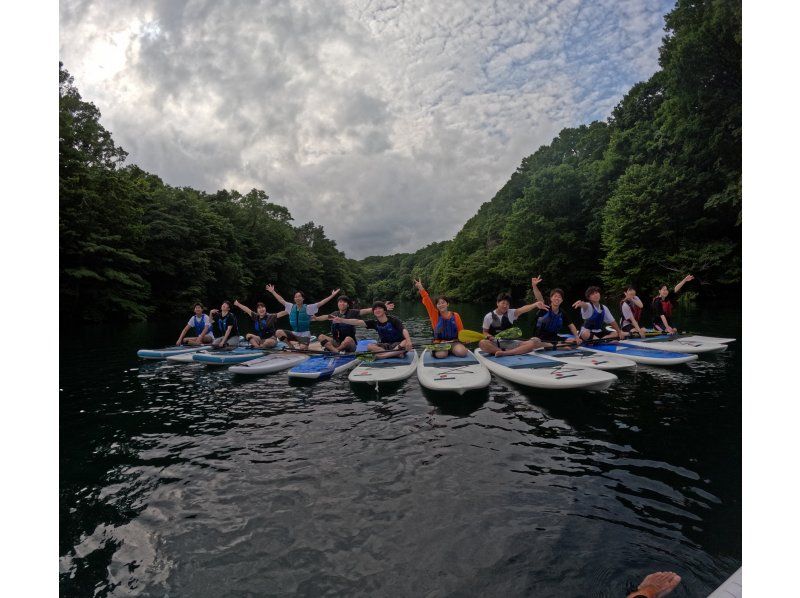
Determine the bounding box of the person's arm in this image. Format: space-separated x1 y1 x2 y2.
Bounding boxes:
401 327 413 350
233 300 254 318
454 313 464 332
566 323 581 344
275 310 289 319
572 300 588 309
176 324 191 345
311 313 330 322
221 322 234 345
516 300 549 316
609 319 627 338
315 289 340 310
417 285 439 327
265 284 288 306
674 274 694 294
631 295 644 309
330 316 366 327
531 276 544 303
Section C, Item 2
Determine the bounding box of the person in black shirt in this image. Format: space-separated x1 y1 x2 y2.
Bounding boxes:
233 299 288 348
331 301 413 359
652 274 693 333
209 301 240 347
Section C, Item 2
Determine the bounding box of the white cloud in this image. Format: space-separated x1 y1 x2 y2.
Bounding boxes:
60 0 673 258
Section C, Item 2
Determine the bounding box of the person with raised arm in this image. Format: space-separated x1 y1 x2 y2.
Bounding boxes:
572 286 628 342
330 302 413 359
312 296 395 353
530 281 582 344
619 285 648 339
265 284 339 348
478 277 549 357
175 303 214 346
414 278 468 359
233 299 288 349
652 274 694 333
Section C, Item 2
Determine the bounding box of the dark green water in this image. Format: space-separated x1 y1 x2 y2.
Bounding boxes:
60 301 741 597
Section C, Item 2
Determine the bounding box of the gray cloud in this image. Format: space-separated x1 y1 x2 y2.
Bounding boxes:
60 0 673 258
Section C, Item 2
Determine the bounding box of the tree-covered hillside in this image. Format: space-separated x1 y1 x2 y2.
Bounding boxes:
59 64 368 320
360 0 741 304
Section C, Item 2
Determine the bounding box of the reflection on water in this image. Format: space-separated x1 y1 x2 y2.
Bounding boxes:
60 302 741 596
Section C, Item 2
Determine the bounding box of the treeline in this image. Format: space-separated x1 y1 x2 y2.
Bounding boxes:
360 0 741 304
59 64 368 321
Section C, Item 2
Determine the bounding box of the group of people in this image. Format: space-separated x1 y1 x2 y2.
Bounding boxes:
175 274 694 359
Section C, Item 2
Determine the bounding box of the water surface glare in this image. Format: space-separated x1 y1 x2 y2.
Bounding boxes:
60 302 741 596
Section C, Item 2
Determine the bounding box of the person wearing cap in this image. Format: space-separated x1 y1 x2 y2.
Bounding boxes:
312 295 392 353
330 302 413 359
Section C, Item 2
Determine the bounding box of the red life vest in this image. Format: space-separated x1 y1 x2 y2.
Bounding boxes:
620 299 643 324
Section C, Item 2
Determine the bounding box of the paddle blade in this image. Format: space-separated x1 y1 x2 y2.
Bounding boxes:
458 329 486 343
495 326 523 340
423 344 452 352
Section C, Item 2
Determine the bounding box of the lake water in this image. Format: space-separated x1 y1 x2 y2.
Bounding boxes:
60 301 741 597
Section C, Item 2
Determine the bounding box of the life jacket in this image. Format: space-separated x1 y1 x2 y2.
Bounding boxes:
254 314 276 339
619 299 643 326
434 313 459 341
653 296 673 319
191 315 207 336
289 304 311 333
331 311 357 343
583 304 607 331
537 308 563 335
213 312 237 337
488 311 513 335
375 317 404 343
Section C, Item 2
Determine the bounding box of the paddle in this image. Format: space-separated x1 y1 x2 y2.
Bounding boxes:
458 326 523 344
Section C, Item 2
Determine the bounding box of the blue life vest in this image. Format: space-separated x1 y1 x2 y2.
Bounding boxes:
213 313 237 337
583 304 607 331
191 315 207 336
289 304 311 333
434 313 459 341
488 311 512 335
254 314 276 339
537 309 563 334
331 310 357 343
375 318 404 343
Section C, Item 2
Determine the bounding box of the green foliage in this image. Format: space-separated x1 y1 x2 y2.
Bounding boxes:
59 63 366 321
360 0 741 304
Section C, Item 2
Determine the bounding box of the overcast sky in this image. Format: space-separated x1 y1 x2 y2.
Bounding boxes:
60 0 674 259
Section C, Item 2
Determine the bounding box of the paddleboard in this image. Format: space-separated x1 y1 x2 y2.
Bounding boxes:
581 343 697 366
137 345 208 360
192 347 267 365
605 326 737 345
536 348 637 371
229 351 308 375
348 350 418 385
707 567 741 598
416 350 491 394
287 339 372 380
475 350 617 390
621 337 727 354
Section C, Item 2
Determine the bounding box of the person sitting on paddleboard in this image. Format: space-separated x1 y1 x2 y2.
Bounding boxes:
209 300 240 347
176 303 213 346
265 284 340 348
331 301 413 360
312 296 394 353
414 278 468 359
572 286 628 341
531 282 582 345
478 277 549 357
652 274 693 334
233 300 288 348
619 286 647 339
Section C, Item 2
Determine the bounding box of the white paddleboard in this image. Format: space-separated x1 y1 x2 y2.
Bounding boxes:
707 567 741 598
230 352 308 375
416 350 491 394
536 348 637 371
578 343 697 366
606 326 737 345
348 350 418 385
475 350 617 390
137 345 209 360
166 350 208 363
621 337 727 354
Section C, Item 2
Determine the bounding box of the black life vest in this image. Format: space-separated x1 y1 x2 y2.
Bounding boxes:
213 312 238 337
331 310 357 343
488 311 513 335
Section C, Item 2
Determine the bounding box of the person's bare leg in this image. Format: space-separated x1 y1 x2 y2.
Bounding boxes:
495 339 538 357
247 334 260 348
338 337 356 353
627 571 681 598
451 342 468 357
433 349 449 359
261 337 277 349
369 343 403 359
478 339 500 355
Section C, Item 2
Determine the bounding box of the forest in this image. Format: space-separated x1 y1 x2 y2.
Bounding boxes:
359 0 741 304
60 0 740 320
